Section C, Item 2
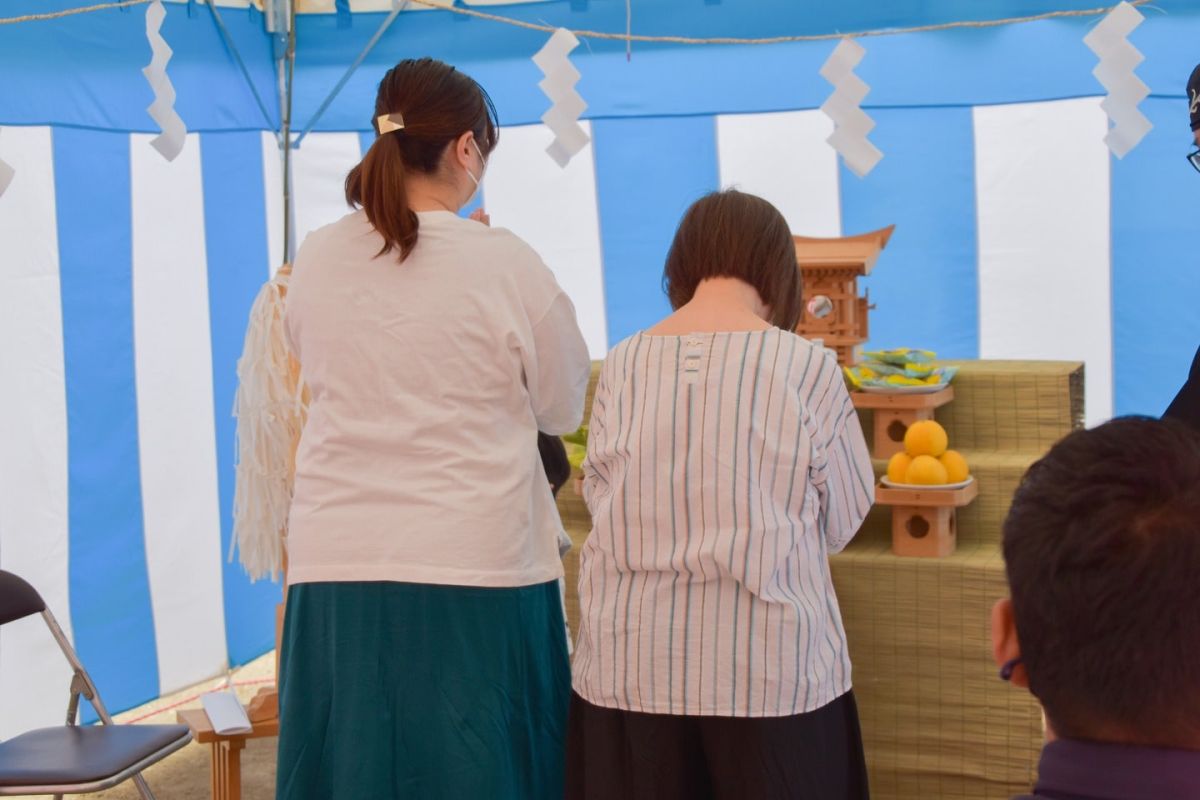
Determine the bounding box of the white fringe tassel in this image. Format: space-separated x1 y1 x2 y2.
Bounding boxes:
230 270 308 582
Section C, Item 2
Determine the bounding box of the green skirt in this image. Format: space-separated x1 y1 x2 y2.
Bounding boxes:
276 580 570 800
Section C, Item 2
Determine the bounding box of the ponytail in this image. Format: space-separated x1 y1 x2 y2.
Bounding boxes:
345 134 420 261
345 58 499 263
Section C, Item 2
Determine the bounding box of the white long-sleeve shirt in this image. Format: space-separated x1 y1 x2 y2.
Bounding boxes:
574 329 873 717
284 209 590 588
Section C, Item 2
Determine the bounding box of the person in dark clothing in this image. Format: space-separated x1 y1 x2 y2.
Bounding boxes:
539 432 572 497
1188 61 1200 152
993 417 1200 800
1165 347 1200 430
1166 63 1200 431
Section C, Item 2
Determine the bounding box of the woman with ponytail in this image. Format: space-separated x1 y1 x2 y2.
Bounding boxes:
277 58 591 799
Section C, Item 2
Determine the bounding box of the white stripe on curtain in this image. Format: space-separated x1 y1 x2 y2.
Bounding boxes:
0 125 74 740
716 110 842 238
130 133 229 694
483 122 610 358
974 97 1113 426
291 132 362 256
262 131 285 275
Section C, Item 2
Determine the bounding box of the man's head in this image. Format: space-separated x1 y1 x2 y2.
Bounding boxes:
993 417 1200 748
1189 63 1199 150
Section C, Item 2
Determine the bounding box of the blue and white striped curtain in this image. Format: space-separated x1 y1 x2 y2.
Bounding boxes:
2 92 1199 736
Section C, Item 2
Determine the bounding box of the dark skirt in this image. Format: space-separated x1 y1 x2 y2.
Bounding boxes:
565 690 870 800
276 580 570 800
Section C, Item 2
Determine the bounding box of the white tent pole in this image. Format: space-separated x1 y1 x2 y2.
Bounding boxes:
275 0 297 265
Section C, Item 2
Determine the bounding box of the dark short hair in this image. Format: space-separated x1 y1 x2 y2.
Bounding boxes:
1002 416 1200 745
662 191 803 331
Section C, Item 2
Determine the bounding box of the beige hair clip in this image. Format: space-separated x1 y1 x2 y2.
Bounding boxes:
377 112 405 134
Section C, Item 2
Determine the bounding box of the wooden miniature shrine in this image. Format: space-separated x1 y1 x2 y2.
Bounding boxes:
793 225 894 366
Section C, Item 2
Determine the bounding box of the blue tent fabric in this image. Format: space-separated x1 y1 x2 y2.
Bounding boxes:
200 130 287 668
592 115 718 344
839 106 980 362
2 0 1198 133
1111 97 1200 418
54 128 161 722
0 1 277 132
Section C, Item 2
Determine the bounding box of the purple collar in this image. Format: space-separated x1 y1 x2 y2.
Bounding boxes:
1015 739 1200 800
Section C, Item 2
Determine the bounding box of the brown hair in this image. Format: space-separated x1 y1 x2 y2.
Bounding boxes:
1003 416 1200 746
662 190 802 331
345 58 499 260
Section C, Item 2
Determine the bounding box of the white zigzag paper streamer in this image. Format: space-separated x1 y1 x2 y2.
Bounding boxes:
142 0 187 162
820 38 882 178
1084 1 1152 159
0 130 13 199
533 28 589 168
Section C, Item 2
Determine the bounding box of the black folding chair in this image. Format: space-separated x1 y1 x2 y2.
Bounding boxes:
0 570 192 798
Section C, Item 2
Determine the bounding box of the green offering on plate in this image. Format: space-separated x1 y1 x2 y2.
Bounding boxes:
562 425 589 470
860 348 936 366
845 349 958 392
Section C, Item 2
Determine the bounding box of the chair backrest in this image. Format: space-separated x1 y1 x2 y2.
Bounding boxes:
0 570 47 626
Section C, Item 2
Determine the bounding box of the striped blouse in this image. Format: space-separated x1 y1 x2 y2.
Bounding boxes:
574 329 873 718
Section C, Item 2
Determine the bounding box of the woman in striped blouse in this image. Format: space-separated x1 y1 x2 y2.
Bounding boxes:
567 190 874 799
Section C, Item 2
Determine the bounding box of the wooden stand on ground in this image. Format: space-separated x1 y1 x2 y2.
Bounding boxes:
850 388 955 459
875 481 978 558
176 709 280 800
176 601 282 800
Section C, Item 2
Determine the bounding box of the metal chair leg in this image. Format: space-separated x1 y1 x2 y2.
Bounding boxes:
133 773 157 800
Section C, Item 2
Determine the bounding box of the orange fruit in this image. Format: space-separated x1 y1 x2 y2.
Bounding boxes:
905 455 949 485
904 420 949 458
939 450 970 483
887 452 913 484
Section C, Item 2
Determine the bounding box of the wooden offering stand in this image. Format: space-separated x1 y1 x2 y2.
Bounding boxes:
851 387 955 460
177 577 283 800
850 383 975 557
177 709 279 800
876 480 978 558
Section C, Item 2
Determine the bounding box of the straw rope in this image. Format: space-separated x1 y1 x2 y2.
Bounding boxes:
0 0 1152 38
0 0 154 25
402 0 1152 44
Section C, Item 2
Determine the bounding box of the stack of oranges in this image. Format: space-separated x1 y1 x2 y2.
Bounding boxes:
887 420 970 486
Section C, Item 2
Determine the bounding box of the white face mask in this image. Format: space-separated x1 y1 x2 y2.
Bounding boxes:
465 139 487 204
